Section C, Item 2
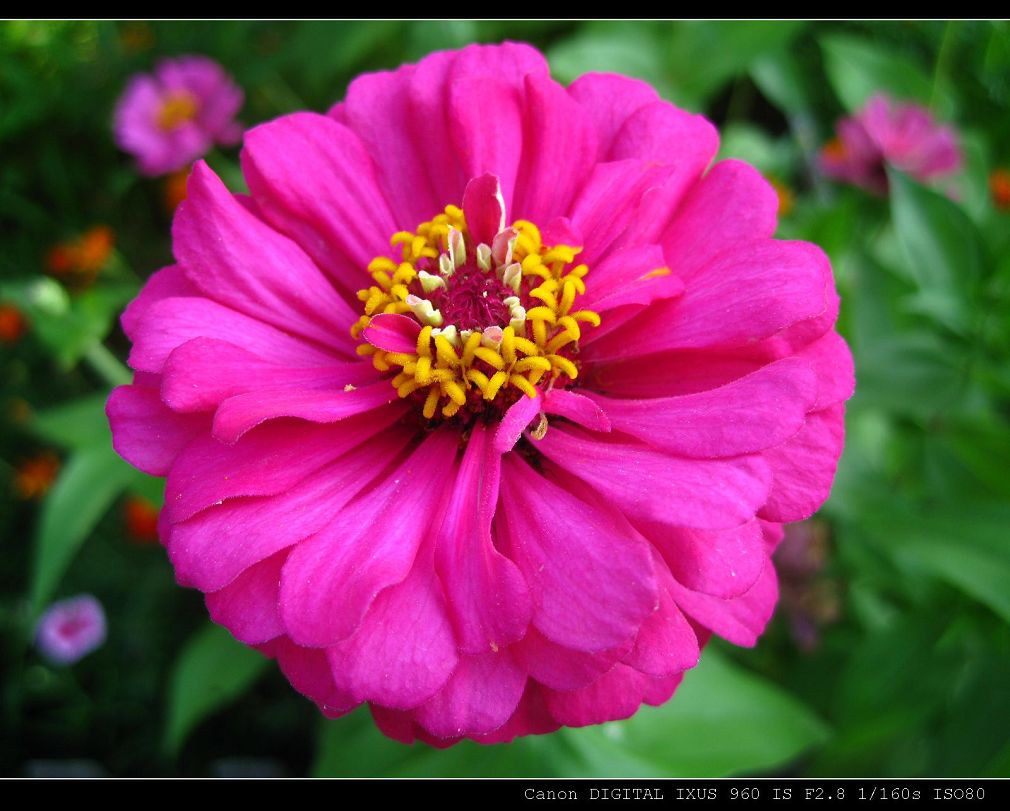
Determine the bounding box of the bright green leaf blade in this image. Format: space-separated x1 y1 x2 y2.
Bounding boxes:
821 34 935 113
29 443 139 613
163 623 270 756
30 392 112 451
665 21 807 109
891 508 1010 625
313 651 827 777
889 171 982 333
562 649 830 777
547 30 673 101
313 706 561 777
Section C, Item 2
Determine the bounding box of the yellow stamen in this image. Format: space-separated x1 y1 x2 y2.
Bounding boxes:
156 91 199 131
352 204 601 419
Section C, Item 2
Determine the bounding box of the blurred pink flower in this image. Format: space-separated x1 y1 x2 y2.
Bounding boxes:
36 595 107 665
107 43 853 745
820 94 961 194
114 55 243 177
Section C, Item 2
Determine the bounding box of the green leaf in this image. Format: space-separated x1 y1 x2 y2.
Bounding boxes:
29 443 139 613
163 623 270 756
718 123 795 178
561 649 830 776
30 392 112 451
889 171 982 334
890 507 1010 625
313 651 827 777
751 50 816 115
313 706 560 777
0 277 137 369
821 34 936 113
547 30 673 101
664 21 807 109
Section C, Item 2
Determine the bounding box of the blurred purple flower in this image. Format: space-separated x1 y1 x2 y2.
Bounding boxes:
35 595 107 665
820 94 961 194
114 55 243 177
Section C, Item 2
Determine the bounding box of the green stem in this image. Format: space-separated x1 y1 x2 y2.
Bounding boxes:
931 22 957 108
83 342 131 388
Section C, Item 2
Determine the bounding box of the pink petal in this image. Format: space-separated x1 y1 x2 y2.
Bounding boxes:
475 684 560 743
512 73 597 223
205 550 287 644
361 313 422 354
637 519 766 600
271 636 357 718
795 330 855 409
164 406 404 524
173 162 356 350
128 296 340 374
567 160 677 264
585 347 766 399
461 173 506 247
414 650 527 738
610 99 718 169
279 428 458 647
543 664 683 727
540 216 582 248
168 431 410 592
342 66 439 228
448 78 524 214
599 101 719 250
759 404 847 523
660 159 779 285
498 454 657 652
624 554 700 677
326 545 457 709
514 626 633 691
434 423 531 654
211 380 399 444
536 426 771 531
494 391 543 453
240 112 399 288
107 384 207 476
584 240 831 361
669 559 779 647
541 389 611 433
578 244 684 313
162 337 375 413
587 356 818 458
121 265 199 342
566 73 660 159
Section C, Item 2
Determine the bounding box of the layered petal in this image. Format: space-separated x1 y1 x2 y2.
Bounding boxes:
279 428 458 647
536 425 772 531
107 384 207 476
586 356 818 458
174 162 357 349
499 455 657 652
434 423 531 654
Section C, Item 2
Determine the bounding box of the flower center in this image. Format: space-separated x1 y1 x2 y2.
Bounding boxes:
352 202 601 424
156 91 199 131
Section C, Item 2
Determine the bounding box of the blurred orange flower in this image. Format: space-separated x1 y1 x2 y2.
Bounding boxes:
0 303 27 344
46 226 116 282
769 176 795 217
124 495 160 544
990 168 1010 210
163 168 190 214
13 452 60 500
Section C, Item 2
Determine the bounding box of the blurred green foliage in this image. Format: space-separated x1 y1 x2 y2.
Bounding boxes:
2 20 1010 777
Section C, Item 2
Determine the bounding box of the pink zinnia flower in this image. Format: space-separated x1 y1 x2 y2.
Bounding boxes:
820 93 961 194
114 55 244 177
36 595 107 665
107 43 854 745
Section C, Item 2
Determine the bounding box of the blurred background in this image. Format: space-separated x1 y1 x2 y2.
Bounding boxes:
2 20 1009 778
